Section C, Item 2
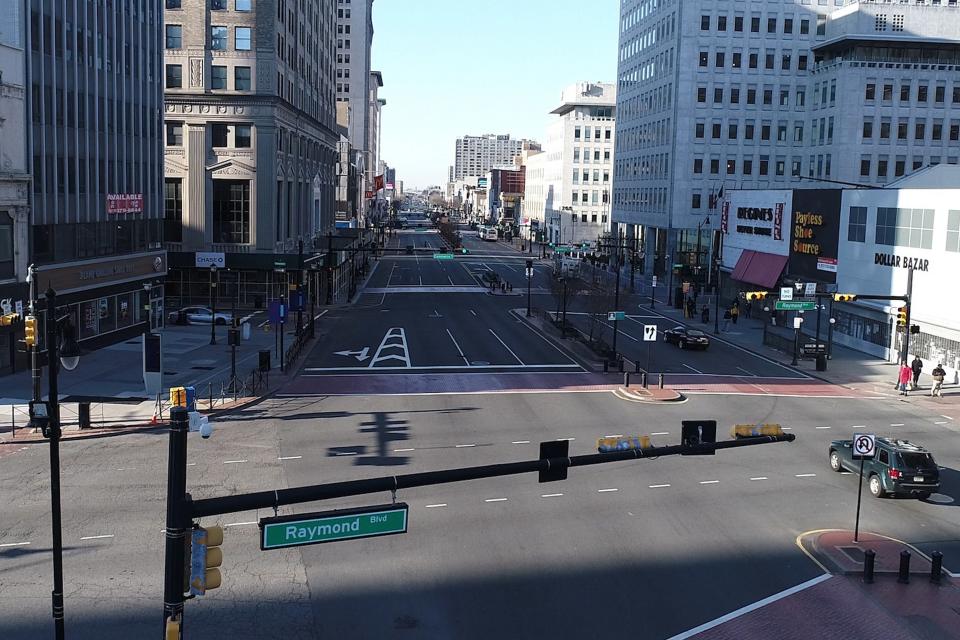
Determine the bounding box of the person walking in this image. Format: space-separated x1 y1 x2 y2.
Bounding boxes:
722 308 731 332
911 356 923 390
898 361 913 396
701 305 710 324
730 305 740 325
931 363 946 397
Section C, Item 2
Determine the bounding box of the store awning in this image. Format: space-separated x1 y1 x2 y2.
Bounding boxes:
730 250 789 289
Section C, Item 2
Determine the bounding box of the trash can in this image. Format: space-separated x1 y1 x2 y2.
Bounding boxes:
816 354 827 371
78 401 91 429
259 349 271 372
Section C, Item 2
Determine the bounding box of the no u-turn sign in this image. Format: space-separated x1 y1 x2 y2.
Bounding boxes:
853 433 876 460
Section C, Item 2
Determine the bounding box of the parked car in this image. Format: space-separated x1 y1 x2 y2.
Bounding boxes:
663 326 710 350
829 437 940 499
168 306 233 326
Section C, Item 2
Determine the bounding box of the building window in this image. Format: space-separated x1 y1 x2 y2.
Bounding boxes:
715 52 725 67
164 179 183 243
700 15 710 30
211 123 229 147
918 85 928 103
212 180 250 244
860 157 871 177
166 0 182 8
698 52 708 67
235 125 251 148
692 193 701 209
165 25 182 49
734 16 743 32
865 83 875 101
236 0 251 10
211 65 227 90
947 211 960 253
697 87 706 103
211 26 228 50
751 16 760 32
236 27 252 50
165 122 183 146
211 0 226 9
235 66 251 90
165 64 182 88
848 206 867 242
695 122 704 138
693 158 703 174
717 16 727 31
876 207 934 249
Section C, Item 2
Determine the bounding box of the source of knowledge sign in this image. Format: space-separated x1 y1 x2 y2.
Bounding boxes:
260 503 409 550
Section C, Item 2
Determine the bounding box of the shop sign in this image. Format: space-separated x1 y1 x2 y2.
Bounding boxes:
195 252 226 269
874 253 930 272
106 193 144 215
40 252 167 295
789 190 842 284
733 204 785 239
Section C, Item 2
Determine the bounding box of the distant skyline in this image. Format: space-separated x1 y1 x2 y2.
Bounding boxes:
370 0 618 189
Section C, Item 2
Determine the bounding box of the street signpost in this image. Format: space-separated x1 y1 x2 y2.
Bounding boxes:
643 325 657 342
608 311 626 321
775 300 816 311
780 287 794 301
852 433 876 542
804 282 817 297
433 253 454 260
651 276 658 308
260 504 409 550
555 246 572 254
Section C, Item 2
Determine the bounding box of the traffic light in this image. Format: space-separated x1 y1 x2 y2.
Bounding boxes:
896 306 908 328
23 315 37 348
188 524 223 596
833 293 857 302
745 291 768 301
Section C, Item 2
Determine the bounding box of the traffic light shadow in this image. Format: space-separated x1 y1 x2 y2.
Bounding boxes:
921 466 960 509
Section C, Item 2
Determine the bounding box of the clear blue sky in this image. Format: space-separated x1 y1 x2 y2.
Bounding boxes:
371 0 618 190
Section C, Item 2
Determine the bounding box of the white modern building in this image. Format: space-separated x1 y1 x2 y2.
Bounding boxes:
613 0 960 289
336 0 375 212
450 134 531 182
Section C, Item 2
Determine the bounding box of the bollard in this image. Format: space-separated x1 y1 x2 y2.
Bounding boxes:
658 373 664 389
635 361 641 374
898 550 911 584
931 551 943 584
623 372 630 388
863 549 875 584
641 372 648 388
603 360 609 373
618 359 624 373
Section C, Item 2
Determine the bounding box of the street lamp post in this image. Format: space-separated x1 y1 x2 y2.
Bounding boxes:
526 259 533 318
209 265 218 345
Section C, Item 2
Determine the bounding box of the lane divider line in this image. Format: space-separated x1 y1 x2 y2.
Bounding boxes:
485 498 508 503
0 542 31 548
425 504 447 508
224 521 257 528
649 484 671 488
541 493 564 498
750 477 769 481
598 488 619 493
512 440 530 444
795 473 817 478
80 534 114 541
699 480 720 485
223 460 248 464
278 456 302 461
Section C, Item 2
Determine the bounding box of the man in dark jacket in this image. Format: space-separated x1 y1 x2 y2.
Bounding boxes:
911 356 924 389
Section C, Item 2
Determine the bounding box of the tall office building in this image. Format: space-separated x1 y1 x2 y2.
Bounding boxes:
613 0 960 281
451 134 531 182
335 0 375 212
163 0 340 306
23 0 168 352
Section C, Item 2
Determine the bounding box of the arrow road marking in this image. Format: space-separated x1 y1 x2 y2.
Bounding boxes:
334 347 371 362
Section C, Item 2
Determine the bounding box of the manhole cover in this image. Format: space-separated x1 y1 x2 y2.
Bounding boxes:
471 361 490 366
840 546 866 563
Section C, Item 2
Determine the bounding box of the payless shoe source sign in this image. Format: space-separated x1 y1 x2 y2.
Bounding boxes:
789 189 842 284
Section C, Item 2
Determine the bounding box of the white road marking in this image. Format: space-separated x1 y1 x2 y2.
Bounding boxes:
750 477 769 481
489 329 524 365
224 521 257 528
278 456 302 461
306 363 581 373
940 415 953 420
736 366 756 377
446 329 470 365
335 451 358 456
604 434 624 439
186 463 197 467
455 444 476 448
815 426 831 430
651 431 670 436
485 498 508 503
470 309 477 316
699 480 720 485
558 437 575 441
541 493 564 498
935 421 948 425
796 473 817 478
369 327 412 368
851 425 866 428
393 448 415 452
649 484 671 488
512 440 531 444
425 503 447 508
781 427 793 431
890 423 904 427
598 488 619 493
515 314 580 363
447 276 455 286
80 534 114 541
0 542 30 548
683 364 703 374
223 460 248 464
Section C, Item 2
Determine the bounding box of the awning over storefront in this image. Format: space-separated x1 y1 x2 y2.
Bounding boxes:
730 250 788 289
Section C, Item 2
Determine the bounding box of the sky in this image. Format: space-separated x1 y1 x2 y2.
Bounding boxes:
370 0 619 190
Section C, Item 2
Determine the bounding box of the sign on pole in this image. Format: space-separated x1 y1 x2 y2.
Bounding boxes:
852 433 876 460
804 282 817 297
433 253 454 260
260 504 409 550
525 268 534 278
775 300 816 311
608 311 626 321
652 276 658 288
643 325 657 342
780 287 794 301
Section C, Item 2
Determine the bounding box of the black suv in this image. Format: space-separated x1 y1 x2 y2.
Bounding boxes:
829 437 940 499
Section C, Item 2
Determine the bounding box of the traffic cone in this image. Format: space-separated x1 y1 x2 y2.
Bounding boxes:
150 413 158 425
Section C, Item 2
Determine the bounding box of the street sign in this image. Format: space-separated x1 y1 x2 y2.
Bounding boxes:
433 253 454 260
652 276 658 287
273 261 286 272
555 246 572 254
608 311 626 321
525 268 534 278
780 287 794 301
268 300 287 324
290 291 305 312
852 433 876 460
260 504 409 550
643 325 657 342
804 282 817 297
775 300 816 311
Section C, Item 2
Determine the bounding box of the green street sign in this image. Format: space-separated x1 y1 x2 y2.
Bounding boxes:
433 253 454 260
260 504 409 550
775 300 816 311
555 246 572 254
607 311 626 321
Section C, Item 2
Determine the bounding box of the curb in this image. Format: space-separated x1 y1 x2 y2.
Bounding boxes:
796 528 957 580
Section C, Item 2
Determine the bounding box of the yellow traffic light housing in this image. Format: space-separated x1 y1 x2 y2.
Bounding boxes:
189 525 223 596
833 293 857 302
745 291 768 301
896 306 908 328
23 315 37 348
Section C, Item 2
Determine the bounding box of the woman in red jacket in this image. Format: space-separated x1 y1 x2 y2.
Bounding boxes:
898 361 913 396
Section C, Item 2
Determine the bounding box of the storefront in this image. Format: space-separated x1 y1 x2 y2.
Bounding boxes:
32 251 167 353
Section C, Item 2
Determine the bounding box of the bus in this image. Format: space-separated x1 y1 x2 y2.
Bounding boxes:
478 226 498 241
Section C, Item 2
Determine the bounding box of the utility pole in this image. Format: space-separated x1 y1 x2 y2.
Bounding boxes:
209 266 217 346
525 259 533 318
28 264 40 401
162 407 189 635
899 266 915 364
44 288 66 640
714 261 721 335
612 255 621 366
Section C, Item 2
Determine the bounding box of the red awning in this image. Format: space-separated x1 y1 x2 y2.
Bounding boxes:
730 250 788 289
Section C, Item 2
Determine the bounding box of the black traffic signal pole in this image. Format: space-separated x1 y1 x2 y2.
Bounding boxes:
44 288 66 640
163 407 190 636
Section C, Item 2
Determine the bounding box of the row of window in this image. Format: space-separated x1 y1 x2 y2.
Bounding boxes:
690 155 824 183
864 82 960 104
697 84 807 108
31 221 163 264
613 187 670 214
571 191 611 205
697 50 809 72
164 25 252 50
165 122 252 148
573 148 613 163
572 170 611 184
699 14 817 36
574 126 613 142
694 119 810 144
165 0 252 9
847 207 935 250
165 64 252 90
859 155 957 179
862 118 960 142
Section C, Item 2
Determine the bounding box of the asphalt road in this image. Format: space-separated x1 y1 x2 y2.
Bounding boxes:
3 390 959 639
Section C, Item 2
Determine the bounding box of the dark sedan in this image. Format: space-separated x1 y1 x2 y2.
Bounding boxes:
663 326 710 350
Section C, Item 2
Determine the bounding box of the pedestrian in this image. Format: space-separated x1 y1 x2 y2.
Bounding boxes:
931 363 946 397
745 301 753 319
898 361 913 396
730 305 740 325
686 298 695 319
701 305 710 324
722 308 731 332
911 355 923 390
